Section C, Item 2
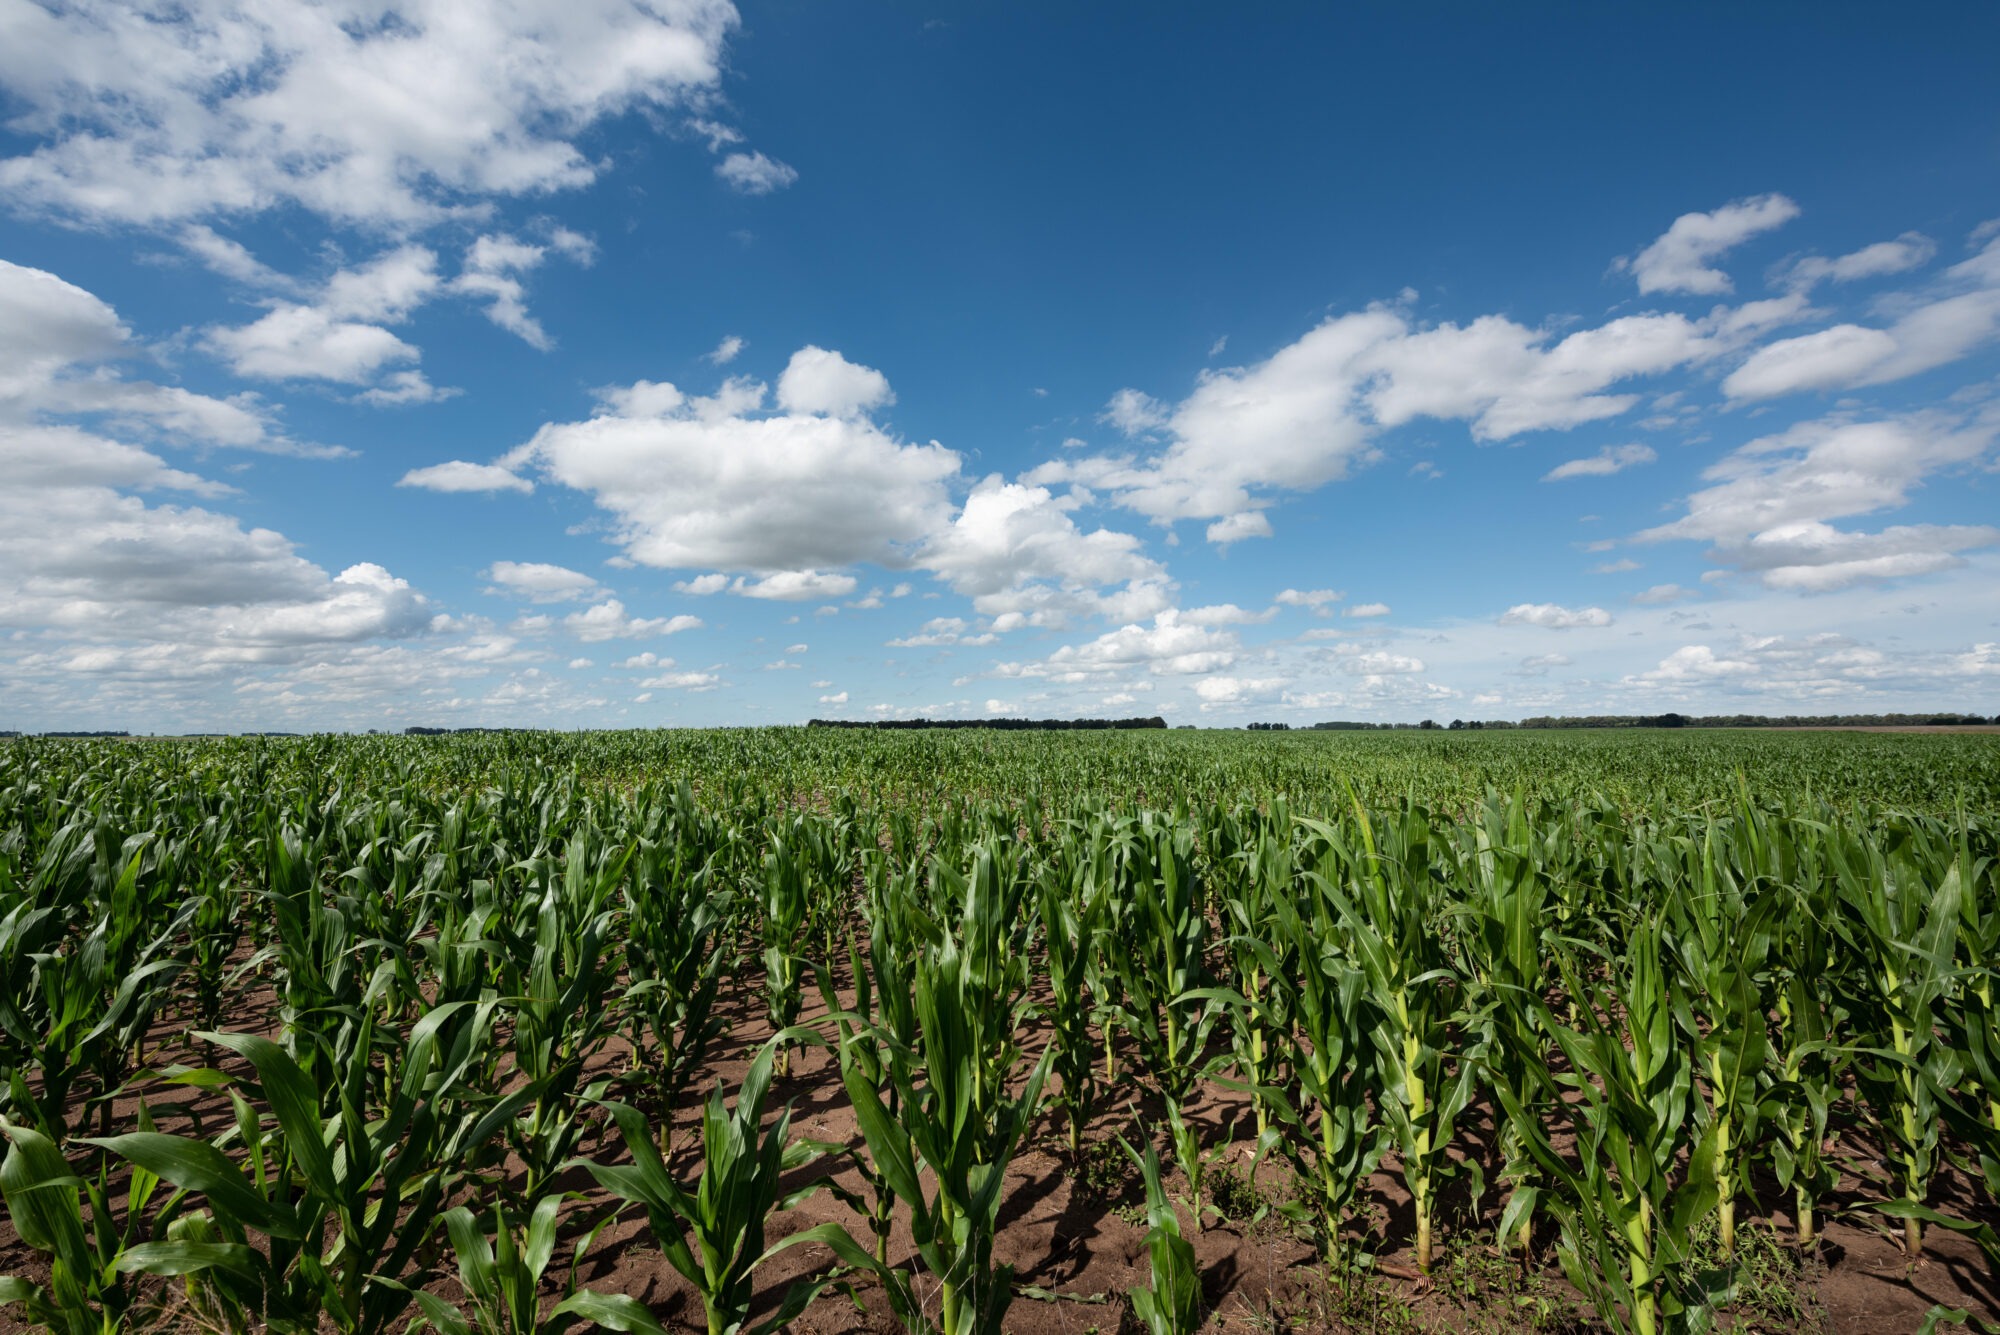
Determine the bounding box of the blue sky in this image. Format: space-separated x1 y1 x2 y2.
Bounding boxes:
3 3 1999 731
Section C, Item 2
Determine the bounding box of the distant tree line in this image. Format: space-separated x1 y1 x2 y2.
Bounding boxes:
1505 712 1998 729
403 726 521 736
1302 712 1998 731
808 716 1168 731
1308 720 1445 730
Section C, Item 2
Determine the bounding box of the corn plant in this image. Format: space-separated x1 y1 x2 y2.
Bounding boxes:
0 829 188 1141
1759 833 1847 1250
1655 811 1783 1261
1220 815 1294 1142
493 835 627 1203
1224 878 1384 1263
839 840 1051 1335
0 1107 210 1335
1035 823 1100 1155
181 867 247 1033
812 866 912 1265
1765 948 1843 1249
1942 814 2000 1171
1118 1132 1202 1335
81 1005 518 1335
1312 805 1476 1272
574 1037 839 1335
256 820 366 1081
4 912 182 1142
1448 790 1559 1256
413 1195 670 1335
1828 825 1962 1259
1104 817 1227 1229
622 833 729 1115
760 827 812 1078
1492 921 1722 1335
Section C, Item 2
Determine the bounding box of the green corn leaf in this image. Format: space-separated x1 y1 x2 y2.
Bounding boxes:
79 1131 302 1241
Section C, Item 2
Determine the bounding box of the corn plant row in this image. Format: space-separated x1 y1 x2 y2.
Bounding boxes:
0 735 1994 1335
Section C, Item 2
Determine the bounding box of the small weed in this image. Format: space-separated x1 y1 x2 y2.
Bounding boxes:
1689 1215 1830 1334
1076 1135 1142 1207
1308 1265 1428 1335
1431 1233 1590 1334
1209 1158 1280 1226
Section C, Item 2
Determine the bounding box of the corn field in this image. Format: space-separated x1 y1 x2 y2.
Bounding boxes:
0 728 1996 1335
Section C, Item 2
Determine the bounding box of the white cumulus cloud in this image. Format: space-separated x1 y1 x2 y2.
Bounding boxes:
431 353 957 577
484 561 600 602
562 600 704 642
0 0 738 228
1499 603 1615 630
1618 193 1800 295
777 346 895 418
1783 233 1936 290
1636 411 1998 590
1725 232 2000 399
1034 293 1767 542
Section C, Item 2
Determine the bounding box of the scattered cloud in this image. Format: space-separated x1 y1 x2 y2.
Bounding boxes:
562 600 703 642
449 232 582 350
687 119 745 152
398 461 533 494
1276 588 1342 611
1337 650 1424 674
1034 289 1779 541
1636 411 1999 590
484 561 599 602
734 571 859 601
915 476 1169 630
1782 233 1936 290
716 151 798 195
777 346 894 418
1180 603 1277 627
1725 232 2000 399
993 611 1241 681
0 0 738 228
1102 387 1172 435
1194 675 1288 705
0 259 449 702
639 669 720 690
1624 644 1757 683
204 246 440 385
887 616 995 648
1617 193 1800 295
431 351 957 579
1544 443 1657 481
1499 603 1615 629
